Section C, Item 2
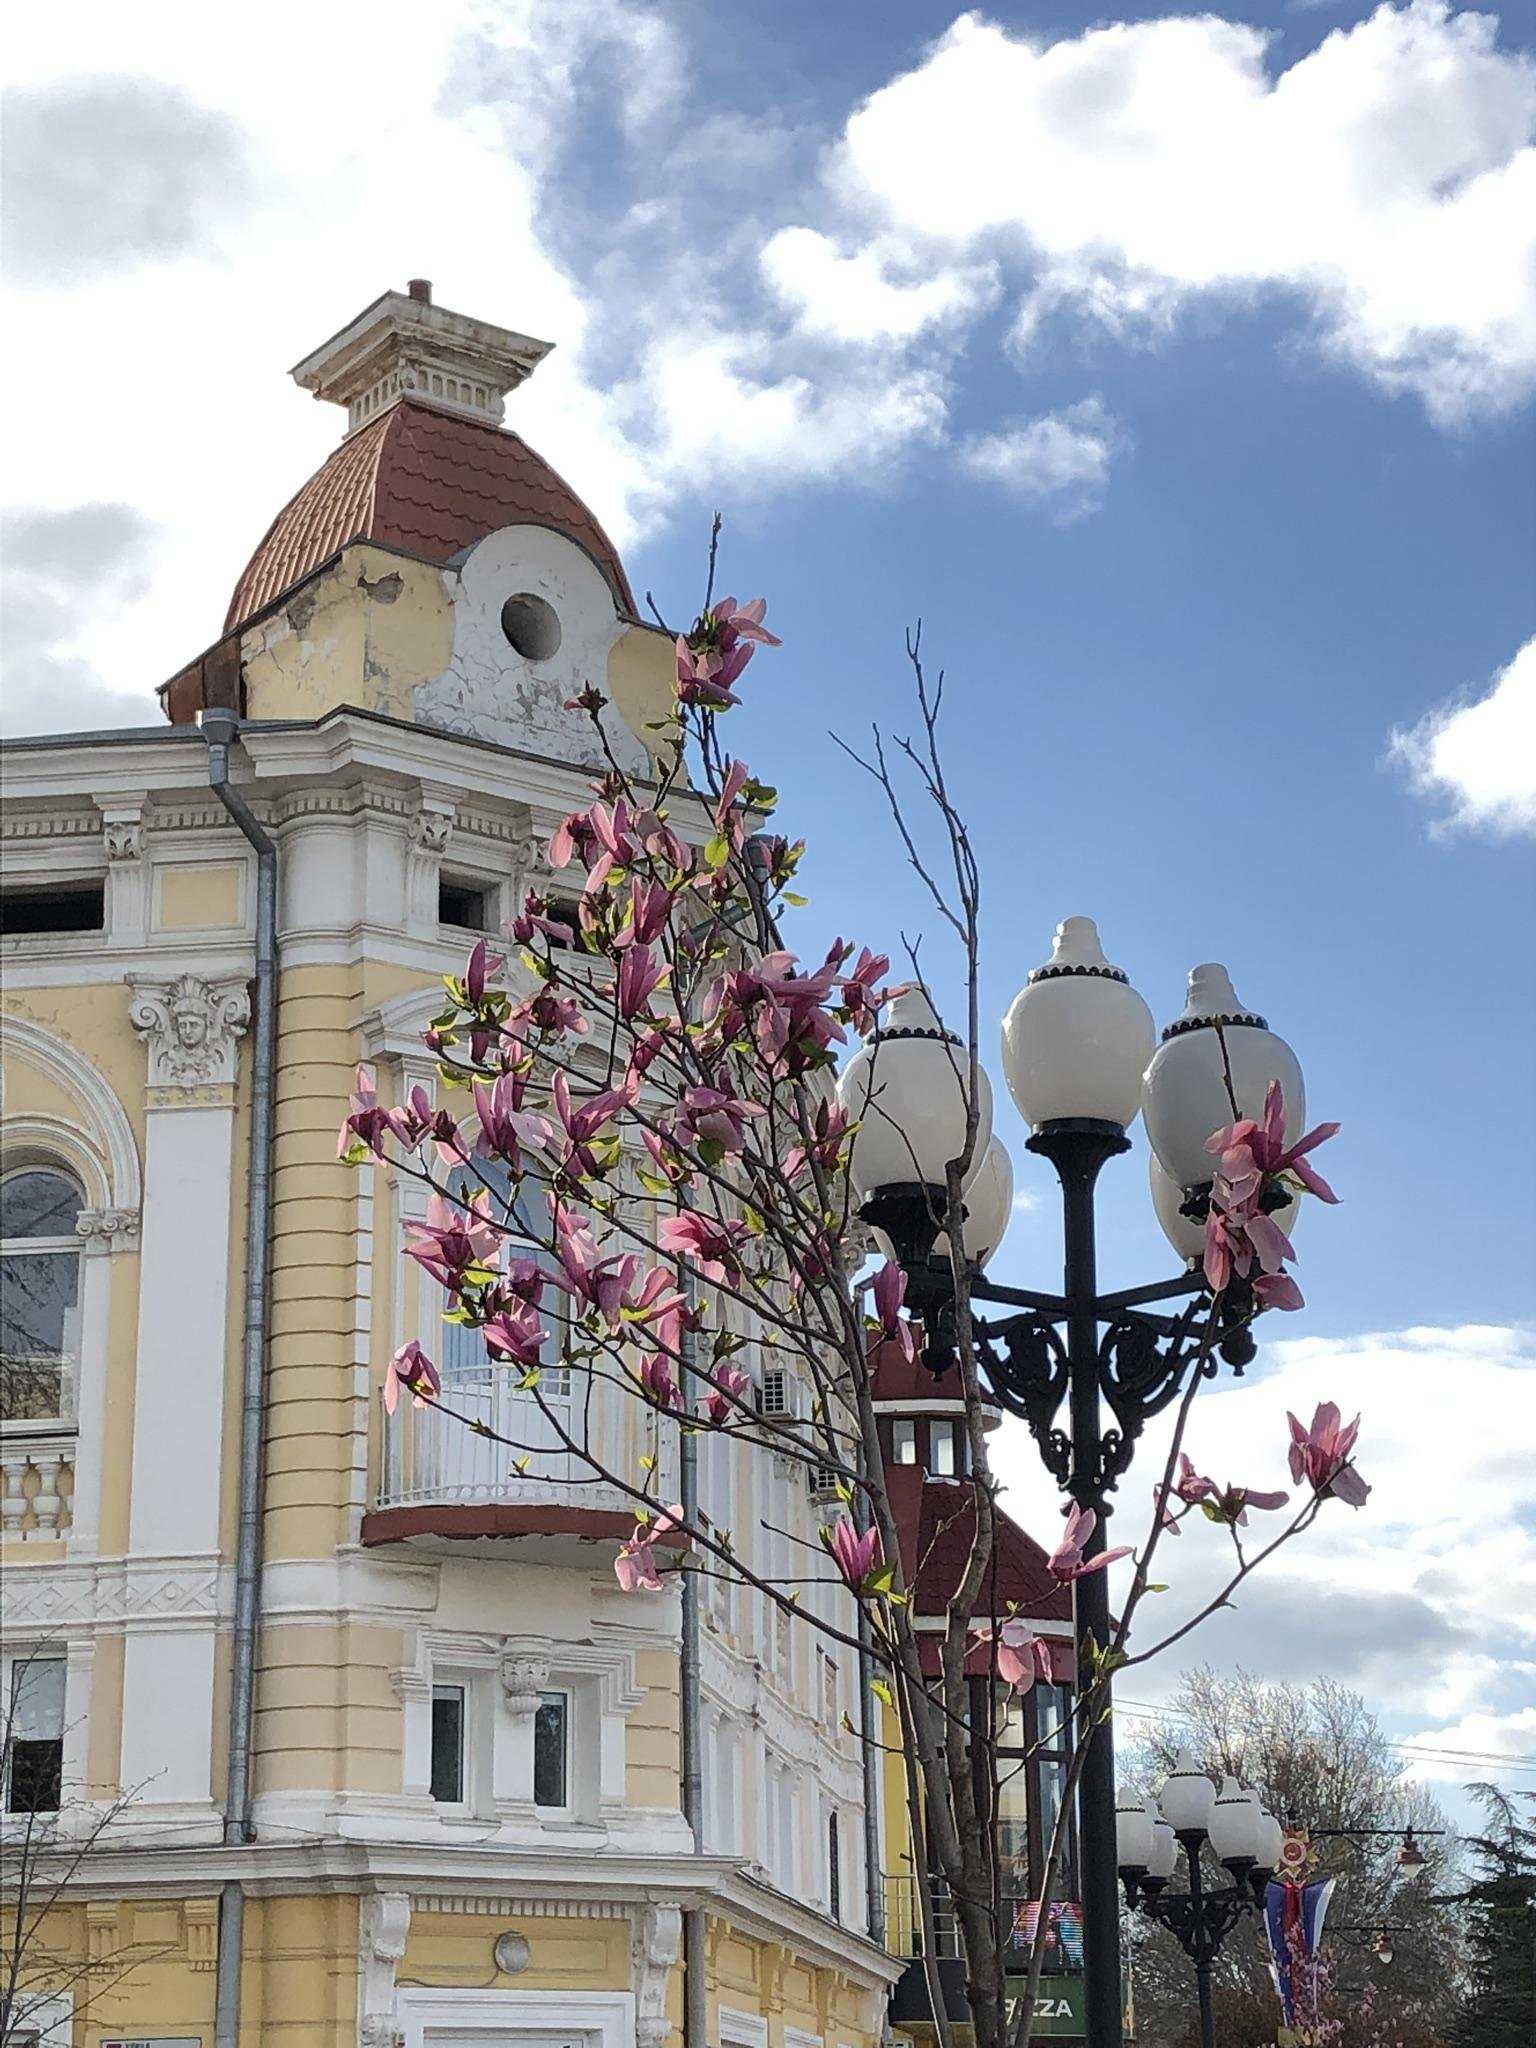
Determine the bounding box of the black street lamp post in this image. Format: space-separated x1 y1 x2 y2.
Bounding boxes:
1117 1765 1284 2048
841 922 1318 2048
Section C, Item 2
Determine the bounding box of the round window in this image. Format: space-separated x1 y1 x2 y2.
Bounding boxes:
500 593 561 662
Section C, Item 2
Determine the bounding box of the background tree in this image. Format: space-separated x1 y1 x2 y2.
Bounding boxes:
1445 1784 1536 2048
1125 1670 1459 2047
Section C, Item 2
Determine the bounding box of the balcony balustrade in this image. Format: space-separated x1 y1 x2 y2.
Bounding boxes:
369 1360 678 1550
0 1429 75 1540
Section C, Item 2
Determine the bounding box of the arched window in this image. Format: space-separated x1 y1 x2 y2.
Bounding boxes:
0 1167 83 1425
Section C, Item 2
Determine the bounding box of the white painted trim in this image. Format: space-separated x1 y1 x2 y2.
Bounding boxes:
718 2007 769 2048
0 1014 142 1210
396 1987 634 2048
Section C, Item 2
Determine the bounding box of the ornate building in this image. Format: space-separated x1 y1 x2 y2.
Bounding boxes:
0 284 1075 2048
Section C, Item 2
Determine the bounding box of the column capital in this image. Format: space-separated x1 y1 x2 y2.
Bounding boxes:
128 973 251 1092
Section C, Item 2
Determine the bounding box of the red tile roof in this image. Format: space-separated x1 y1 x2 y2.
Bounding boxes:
224 397 636 632
885 1464 1073 1627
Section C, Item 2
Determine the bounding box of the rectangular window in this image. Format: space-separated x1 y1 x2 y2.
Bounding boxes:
0 883 105 937
429 1683 465 1804
828 1809 842 1922
932 1421 958 1476
6 1657 65 1815
438 876 493 931
891 1418 917 1465
534 1691 568 1810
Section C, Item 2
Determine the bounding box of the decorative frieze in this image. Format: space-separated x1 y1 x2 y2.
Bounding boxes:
128 973 251 1089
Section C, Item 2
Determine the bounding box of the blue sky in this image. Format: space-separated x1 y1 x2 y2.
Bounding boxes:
4 0 1533 1815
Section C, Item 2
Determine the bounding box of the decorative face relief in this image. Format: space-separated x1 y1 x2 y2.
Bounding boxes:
415 524 648 776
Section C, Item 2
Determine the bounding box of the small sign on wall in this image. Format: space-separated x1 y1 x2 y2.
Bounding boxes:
100 2037 204 2047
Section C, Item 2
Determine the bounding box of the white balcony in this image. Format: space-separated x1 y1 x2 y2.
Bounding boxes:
371 1362 679 1554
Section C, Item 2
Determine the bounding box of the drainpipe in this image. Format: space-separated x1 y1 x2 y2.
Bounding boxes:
200 708 278 2048
678 1282 709 2048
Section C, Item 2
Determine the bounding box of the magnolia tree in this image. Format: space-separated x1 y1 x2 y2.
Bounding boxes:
340 545 1369 2048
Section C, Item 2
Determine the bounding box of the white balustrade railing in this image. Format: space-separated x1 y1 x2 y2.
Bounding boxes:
378 1362 677 1517
0 1429 76 1539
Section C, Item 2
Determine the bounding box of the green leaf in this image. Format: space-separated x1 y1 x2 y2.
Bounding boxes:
781 892 808 907
870 1678 895 1711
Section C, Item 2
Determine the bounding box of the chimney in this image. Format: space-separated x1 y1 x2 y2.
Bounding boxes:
289 283 553 437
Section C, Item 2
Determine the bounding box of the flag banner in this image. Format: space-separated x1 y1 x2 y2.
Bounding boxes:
1264 1876 1335 2031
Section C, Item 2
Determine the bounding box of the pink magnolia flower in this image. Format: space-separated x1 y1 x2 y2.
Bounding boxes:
712 595 781 650
1173 1455 1289 1526
1207 1082 1341 1207
616 942 668 1020
1154 1482 1184 1535
404 1191 501 1290
388 1082 466 1165
676 637 752 710
824 1516 881 1593
870 1257 917 1367
616 877 672 950
550 1069 638 1179
1047 1503 1132 1583
714 756 750 834
471 1072 553 1171
383 1340 440 1415
614 1505 684 1593
461 937 504 1007
840 947 896 1034
482 1300 548 1371
782 1099 851 1182
549 1201 639 1329
1287 1402 1370 1507
635 1351 683 1412
338 1064 394 1159
972 1618 1054 1693
621 1265 690 1358
667 1085 765 1157
699 1360 751 1426
658 1210 751 1285
511 986 590 1039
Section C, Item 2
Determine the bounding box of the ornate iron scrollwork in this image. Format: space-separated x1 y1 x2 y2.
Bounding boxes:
1095 1295 1215 1496
976 1316 1072 1486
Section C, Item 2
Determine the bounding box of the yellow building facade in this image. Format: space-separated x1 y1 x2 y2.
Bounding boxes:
1 286 900 2048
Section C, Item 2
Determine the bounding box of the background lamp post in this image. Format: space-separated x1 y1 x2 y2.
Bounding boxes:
840 922 1317 2048
1118 1758 1279 2048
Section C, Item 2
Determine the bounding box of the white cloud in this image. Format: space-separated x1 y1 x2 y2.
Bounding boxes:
993 1323 1536 1790
959 398 1127 519
819 3 1536 424
4 2 1533 708
1389 634 1536 838
761 227 998 342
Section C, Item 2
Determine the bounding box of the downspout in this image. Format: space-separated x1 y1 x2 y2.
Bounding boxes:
678 1283 709 2048
200 708 278 2048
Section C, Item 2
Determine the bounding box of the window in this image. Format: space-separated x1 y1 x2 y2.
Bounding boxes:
757 1368 794 1418
978 1676 1078 1930
430 1683 465 1804
890 1419 917 1465
438 875 494 932
534 1690 569 1810
5 1656 65 1815
1 883 104 936
501 593 562 662
828 1808 842 1922
932 1421 958 1476
819 1647 838 1729
1 1169 83 1424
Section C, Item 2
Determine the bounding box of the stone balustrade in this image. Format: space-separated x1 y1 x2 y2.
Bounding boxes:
0 1430 76 1539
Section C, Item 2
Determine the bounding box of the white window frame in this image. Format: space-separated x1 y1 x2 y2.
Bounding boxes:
0 1164 85 1430
395 1987 633 2048
1 1646 67 1832
718 2008 769 2048
426 1659 494 1822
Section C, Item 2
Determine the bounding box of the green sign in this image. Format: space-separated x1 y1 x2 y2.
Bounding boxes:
1005 1976 1085 2038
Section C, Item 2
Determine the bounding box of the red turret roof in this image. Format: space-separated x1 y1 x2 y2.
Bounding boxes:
224 398 635 633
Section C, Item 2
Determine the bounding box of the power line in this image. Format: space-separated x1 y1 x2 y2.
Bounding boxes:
1113 1696 1536 1777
